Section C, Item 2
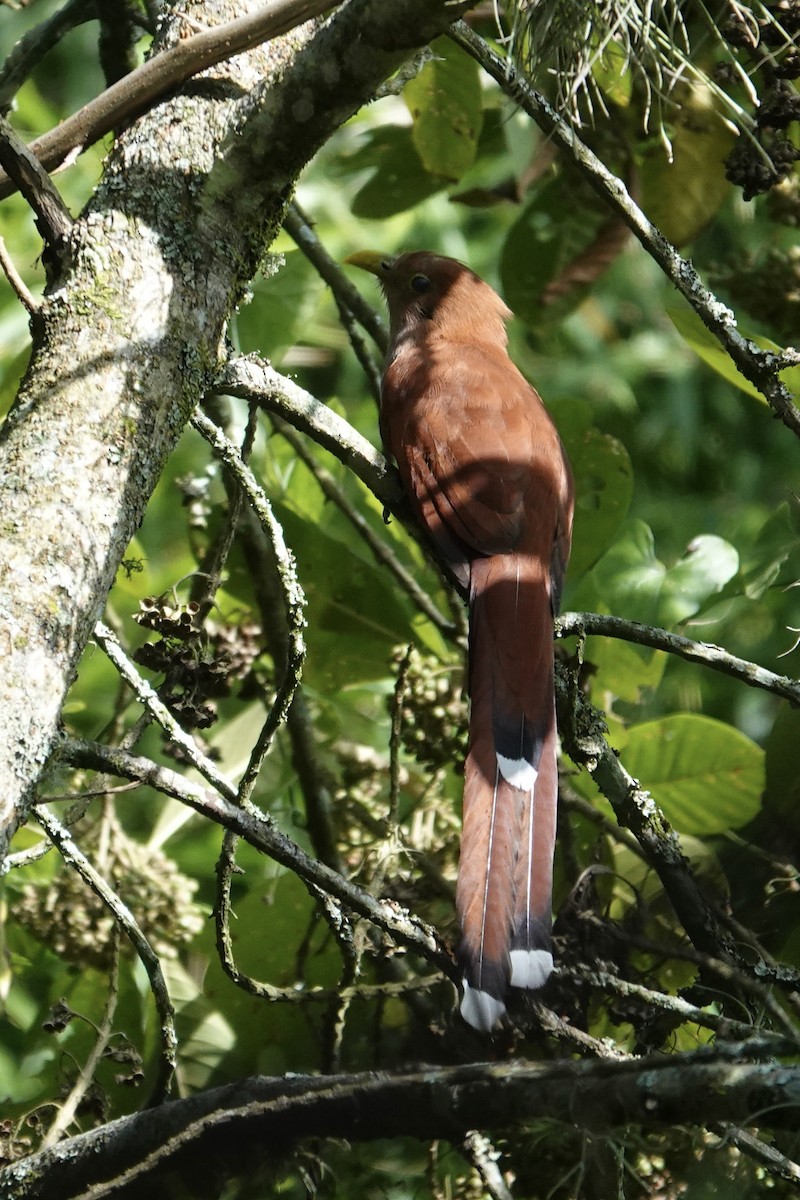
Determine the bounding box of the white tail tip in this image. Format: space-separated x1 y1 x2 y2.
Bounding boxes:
496 753 538 791
509 948 553 990
460 981 506 1031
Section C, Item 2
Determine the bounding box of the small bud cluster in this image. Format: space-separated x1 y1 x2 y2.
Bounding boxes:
133 596 263 730
391 646 468 772
14 822 205 969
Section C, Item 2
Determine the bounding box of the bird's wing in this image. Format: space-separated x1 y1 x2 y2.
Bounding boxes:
392 350 567 567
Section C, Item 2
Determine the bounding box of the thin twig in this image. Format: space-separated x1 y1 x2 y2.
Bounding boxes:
462 1132 513 1200
190 407 306 803
389 644 414 827
557 963 798 1049
35 805 177 1105
0 0 96 113
577 911 800 1040
40 931 122 1149
0 233 38 312
274 416 456 635
284 199 387 347
93 619 238 801
190 399 258 621
58 736 452 978
558 610 800 706
711 1122 800 1187
238 498 343 871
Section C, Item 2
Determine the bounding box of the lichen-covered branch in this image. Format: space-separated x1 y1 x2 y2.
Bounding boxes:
4 1047 799 1200
558 610 800 705
57 737 451 979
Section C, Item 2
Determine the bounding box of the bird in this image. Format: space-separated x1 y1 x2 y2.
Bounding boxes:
345 250 574 1031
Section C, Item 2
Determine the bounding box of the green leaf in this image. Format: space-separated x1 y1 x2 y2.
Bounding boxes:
575 520 738 628
658 534 739 625
620 714 764 834
586 635 667 704
740 502 800 599
500 176 606 327
563 425 633 579
639 83 736 246
277 505 419 687
351 126 444 218
667 305 764 402
235 250 324 366
404 39 483 182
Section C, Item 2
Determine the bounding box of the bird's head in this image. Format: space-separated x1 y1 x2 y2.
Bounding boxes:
345 250 511 346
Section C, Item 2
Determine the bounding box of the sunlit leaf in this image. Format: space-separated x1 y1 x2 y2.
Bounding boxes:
639 83 736 245
576 520 738 628
404 39 483 182
620 713 764 834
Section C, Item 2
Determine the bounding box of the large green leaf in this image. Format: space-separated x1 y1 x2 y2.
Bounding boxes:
277 505 419 687
563 424 633 580
575 519 738 628
235 250 324 366
404 38 483 182
667 305 765 403
585 635 667 705
620 713 764 834
668 307 800 403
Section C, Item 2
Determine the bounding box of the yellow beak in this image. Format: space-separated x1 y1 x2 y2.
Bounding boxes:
343 250 390 276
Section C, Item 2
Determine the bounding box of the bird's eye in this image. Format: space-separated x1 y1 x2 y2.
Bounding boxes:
411 274 432 294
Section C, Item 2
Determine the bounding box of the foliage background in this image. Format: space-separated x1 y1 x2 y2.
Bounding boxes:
1 2 799 1196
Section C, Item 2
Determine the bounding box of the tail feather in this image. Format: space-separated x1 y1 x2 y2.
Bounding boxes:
510 713 558 990
456 554 559 1031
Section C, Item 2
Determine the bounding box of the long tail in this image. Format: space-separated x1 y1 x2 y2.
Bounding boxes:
456 552 558 1031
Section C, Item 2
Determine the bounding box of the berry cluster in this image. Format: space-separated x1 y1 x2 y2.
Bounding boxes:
391 646 468 772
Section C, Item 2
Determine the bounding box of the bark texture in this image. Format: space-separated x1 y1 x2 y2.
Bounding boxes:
3 1050 797 1199
0 0 471 859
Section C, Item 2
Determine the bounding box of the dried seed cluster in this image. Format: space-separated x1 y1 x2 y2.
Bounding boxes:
133 596 263 730
722 3 800 199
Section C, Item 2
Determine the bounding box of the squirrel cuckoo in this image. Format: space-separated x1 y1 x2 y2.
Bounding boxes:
347 250 574 1030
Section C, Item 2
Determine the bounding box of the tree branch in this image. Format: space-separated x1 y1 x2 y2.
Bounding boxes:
557 610 800 705
57 737 452 980
190 406 307 801
451 22 800 439
4 1048 799 1200
0 0 96 113
556 668 742 973
217 354 398 508
34 805 177 1105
